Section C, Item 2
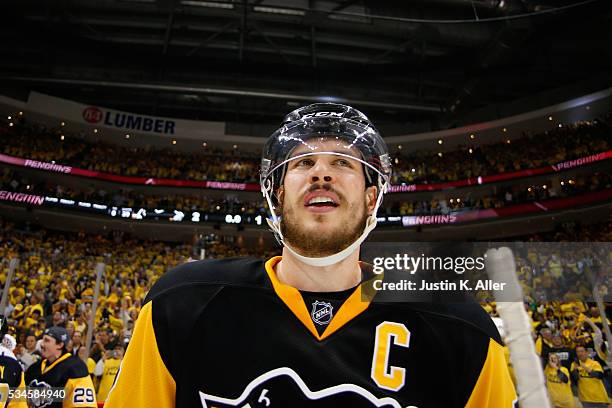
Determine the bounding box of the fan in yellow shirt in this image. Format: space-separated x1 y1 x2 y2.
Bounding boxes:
570 346 609 407
94 345 124 403
77 346 97 376
545 353 575 408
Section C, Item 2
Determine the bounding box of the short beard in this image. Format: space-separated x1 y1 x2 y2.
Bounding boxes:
280 198 368 258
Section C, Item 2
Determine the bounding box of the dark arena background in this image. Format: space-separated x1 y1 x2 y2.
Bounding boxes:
1 0 611 407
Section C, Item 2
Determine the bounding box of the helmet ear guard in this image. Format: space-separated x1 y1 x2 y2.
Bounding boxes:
260 103 392 266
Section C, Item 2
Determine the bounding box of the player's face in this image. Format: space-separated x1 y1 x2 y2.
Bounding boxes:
279 140 376 257
40 335 62 360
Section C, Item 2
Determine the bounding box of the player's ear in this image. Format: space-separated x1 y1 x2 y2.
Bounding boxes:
275 186 284 209
365 185 377 215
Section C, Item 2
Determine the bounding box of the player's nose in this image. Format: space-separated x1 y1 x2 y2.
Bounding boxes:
309 159 333 183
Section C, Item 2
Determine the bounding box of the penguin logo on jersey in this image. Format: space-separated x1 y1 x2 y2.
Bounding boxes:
27 379 54 407
311 301 333 325
199 367 405 408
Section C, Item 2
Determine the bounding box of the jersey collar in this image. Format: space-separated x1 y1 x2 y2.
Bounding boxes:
264 256 372 341
41 352 71 374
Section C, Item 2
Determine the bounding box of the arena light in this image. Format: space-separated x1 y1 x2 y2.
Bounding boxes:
506 139 511 144
125 134 130 139
202 142 207 147
94 129 98 133
397 145 402 150
233 144 238 149
502 128 507 132
8 123 13 127
18 111 23 116
437 139 443 145
586 106 590 110
548 116 553 121
468 148 473 154
181 1 234 9
411 168 416 172
60 135 65 140
7 116 11 120
469 134 475 139
437 152 443 157
457 198 461 203
61 122 65 126
253 6 305 16
133 208 147 220
172 139 177 145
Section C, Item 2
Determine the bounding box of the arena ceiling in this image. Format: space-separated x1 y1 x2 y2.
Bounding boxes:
2 0 611 135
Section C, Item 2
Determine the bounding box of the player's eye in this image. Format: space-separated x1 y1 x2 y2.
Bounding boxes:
334 158 353 167
293 158 315 167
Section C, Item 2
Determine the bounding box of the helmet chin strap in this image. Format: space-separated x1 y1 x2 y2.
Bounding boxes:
264 181 386 267
276 215 378 267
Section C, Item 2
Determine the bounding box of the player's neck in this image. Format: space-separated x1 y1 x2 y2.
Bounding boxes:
276 248 362 292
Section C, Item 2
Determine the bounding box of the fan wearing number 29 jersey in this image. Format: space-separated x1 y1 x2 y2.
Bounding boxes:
25 354 96 408
106 256 517 408
25 327 96 408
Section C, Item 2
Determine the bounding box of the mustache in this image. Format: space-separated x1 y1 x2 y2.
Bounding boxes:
305 183 343 200
277 183 344 209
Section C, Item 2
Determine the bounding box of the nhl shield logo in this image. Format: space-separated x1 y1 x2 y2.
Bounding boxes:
311 301 333 325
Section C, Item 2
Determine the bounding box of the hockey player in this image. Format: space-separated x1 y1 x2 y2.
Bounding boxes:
0 315 26 408
107 103 517 407
25 327 96 408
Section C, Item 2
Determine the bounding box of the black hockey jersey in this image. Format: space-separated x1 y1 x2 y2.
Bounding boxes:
0 354 24 388
0 350 26 408
106 256 517 408
25 353 96 408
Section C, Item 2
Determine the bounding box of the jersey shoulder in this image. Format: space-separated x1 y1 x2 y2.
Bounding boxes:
25 359 42 377
145 257 269 303
0 354 23 371
62 355 90 378
405 302 503 345
0 355 23 386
